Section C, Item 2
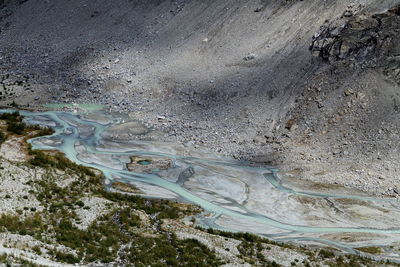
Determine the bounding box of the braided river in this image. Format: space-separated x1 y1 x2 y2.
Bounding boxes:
8 108 400 260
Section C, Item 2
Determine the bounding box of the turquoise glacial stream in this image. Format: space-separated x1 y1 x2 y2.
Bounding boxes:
8 109 400 257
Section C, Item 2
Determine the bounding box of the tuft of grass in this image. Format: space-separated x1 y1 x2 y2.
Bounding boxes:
355 246 382 254
0 111 54 137
319 249 335 258
28 147 95 177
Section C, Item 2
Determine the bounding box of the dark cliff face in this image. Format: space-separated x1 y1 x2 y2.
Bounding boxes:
310 4 400 84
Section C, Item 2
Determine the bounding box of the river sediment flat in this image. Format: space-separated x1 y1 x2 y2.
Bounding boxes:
16 108 400 261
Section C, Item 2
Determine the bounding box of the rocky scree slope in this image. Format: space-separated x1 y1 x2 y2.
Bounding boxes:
0 0 383 146
277 4 400 196
0 0 399 196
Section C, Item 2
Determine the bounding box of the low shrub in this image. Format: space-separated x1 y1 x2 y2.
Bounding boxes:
0 131 6 144
7 121 26 134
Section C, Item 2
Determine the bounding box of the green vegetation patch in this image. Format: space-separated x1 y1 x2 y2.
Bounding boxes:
100 190 201 220
355 246 383 254
0 111 54 137
0 213 45 237
127 236 221 266
28 148 95 177
0 253 42 267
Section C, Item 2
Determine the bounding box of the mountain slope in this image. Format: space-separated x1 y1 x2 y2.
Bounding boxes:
0 0 399 196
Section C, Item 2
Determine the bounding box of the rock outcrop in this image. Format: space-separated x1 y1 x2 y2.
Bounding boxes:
310 4 400 84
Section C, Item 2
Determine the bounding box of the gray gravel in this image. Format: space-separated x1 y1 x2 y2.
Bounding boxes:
0 0 399 196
